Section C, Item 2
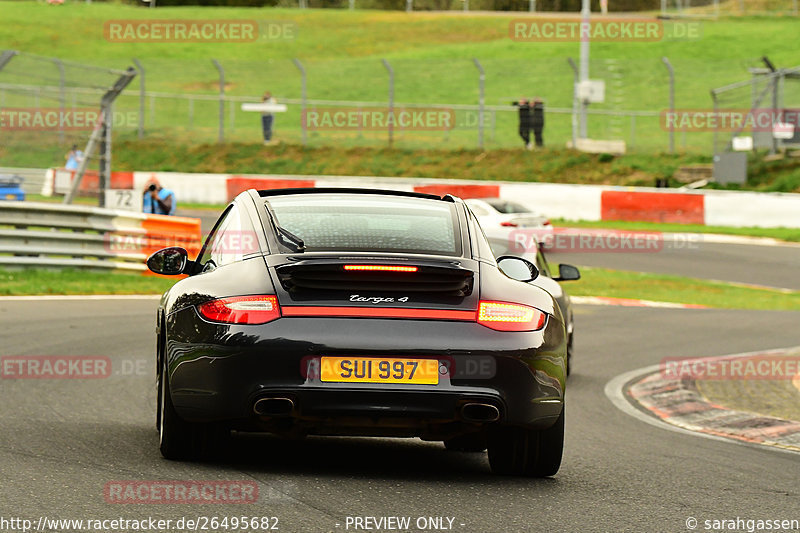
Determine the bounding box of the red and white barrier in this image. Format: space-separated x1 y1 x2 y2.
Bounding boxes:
43 169 800 229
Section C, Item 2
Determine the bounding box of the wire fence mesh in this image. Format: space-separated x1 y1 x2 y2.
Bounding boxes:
2 53 798 157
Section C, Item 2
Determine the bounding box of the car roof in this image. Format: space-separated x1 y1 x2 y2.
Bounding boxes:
257 187 458 203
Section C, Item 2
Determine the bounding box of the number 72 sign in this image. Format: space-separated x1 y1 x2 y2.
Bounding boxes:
104 189 141 212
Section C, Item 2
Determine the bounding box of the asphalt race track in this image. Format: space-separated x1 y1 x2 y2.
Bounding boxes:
549 240 800 291
1 288 799 532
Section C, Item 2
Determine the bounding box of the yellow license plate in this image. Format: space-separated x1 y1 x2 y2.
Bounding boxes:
320 357 439 385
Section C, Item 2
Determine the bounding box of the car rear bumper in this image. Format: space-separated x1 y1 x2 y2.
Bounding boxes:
165 312 566 434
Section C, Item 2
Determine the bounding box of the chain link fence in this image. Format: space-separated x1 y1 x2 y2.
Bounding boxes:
2 54 796 155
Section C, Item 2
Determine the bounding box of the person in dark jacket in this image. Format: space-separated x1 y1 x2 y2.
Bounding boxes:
511 98 532 149
531 98 545 148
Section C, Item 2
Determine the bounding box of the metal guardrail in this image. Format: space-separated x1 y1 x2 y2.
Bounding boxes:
0 201 201 272
0 167 47 195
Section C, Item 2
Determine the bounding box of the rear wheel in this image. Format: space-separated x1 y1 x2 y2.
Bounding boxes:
487 409 564 477
443 432 487 452
159 361 227 460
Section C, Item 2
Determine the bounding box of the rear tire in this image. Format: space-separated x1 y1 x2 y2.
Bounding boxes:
443 432 487 452
159 361 227 460
487 408 564 477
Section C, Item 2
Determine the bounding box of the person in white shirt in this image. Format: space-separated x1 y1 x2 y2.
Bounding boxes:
261 91 277 144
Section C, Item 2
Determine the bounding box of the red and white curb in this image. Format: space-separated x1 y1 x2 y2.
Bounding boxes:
571 296 708 309
605 347 800 455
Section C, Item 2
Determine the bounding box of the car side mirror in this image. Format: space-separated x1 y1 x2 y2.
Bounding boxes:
554 264 580 282
496 255 539 282
147 247 190 276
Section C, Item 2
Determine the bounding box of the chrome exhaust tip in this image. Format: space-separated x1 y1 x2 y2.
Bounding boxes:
461 403 500 423
253 397 295 417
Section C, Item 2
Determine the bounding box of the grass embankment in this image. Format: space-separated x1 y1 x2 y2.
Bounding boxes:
3 2 800 170
10 140 800 193
570 267 800 310
3 266 799 310
553 219 800 242
0 269 176 296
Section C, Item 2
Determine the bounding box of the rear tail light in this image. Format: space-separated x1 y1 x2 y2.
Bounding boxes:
500 221 518 227
543 219 552 226
198 295 280 325
343 265 418 272
477 300 547 331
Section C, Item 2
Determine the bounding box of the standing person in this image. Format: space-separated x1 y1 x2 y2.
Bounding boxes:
511 98 532 150
142 179 176 216
64 144 83 170
261 91 277 145
531 98 545 148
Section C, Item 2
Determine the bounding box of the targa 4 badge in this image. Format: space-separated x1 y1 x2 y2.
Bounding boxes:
350 294 409 304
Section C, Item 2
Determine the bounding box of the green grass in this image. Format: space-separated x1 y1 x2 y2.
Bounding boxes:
9 138 800 195
3 3 800 154
2 266 798 311
553 218 800 242
570 267 800 310
0 268 177 295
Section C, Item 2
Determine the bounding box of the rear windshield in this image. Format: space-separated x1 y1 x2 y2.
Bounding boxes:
266 194 460 256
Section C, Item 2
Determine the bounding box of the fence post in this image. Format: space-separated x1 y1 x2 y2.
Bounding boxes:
406 0 412 12
98 107 111 207
473 58 485 149
578 0 590 139
65 67 136 205
770 71 780 155
293 58 307 145
710 89 719 154
53 58 66 144
567 58 578 148
529 0 535 11
382 59 394 148
212 59 225 143
132 58 145 139
0 50 18 72
662 57 675 154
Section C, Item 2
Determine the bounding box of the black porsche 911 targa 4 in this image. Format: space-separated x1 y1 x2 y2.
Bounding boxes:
148 188 568 477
